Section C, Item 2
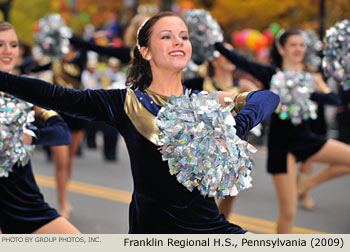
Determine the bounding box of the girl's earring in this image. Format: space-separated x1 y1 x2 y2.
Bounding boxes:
146 55 151 61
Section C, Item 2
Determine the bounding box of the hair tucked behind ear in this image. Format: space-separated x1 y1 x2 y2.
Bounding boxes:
270 29 301 68
126 11 185 91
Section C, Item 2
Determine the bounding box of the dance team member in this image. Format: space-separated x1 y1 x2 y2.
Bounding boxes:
0 21 79 234
0 12 279 233
215 30 350 233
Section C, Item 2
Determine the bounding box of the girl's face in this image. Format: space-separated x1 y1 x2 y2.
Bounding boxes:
146 16 192 72
279 34 306 65
0 29 19 73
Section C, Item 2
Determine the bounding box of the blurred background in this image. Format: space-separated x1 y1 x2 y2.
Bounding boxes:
1 0 349 46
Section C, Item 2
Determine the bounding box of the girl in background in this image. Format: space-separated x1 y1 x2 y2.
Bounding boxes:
0 21 79 234
214 30 350 233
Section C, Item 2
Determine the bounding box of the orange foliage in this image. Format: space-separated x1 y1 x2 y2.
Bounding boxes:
198 0 350 34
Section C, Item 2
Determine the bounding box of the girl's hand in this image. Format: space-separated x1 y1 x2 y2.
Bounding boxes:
21 133 33 145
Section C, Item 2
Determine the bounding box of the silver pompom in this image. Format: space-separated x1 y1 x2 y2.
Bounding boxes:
182 9 223 65
0 94 36 178
157 90 256 198
34 14 72 59
302 30 322 68
271 71 317 125
322 19 350 90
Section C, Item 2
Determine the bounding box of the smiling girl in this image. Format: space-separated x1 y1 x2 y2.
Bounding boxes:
215 30 350 233
0 21 79 234
0 12 279 233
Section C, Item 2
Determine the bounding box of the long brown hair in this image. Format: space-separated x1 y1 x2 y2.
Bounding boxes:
126 12 186 91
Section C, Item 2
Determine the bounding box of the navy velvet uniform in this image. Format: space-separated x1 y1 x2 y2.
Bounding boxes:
0 71 279 233
0 112 71 233
214 42 341 174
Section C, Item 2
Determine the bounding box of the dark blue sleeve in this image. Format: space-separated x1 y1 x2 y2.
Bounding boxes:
30 62 52 73
0 71 126 124
310 92 342 106
234 90 280 138
70 36 131 64
32 116 71 146
214 42 276 89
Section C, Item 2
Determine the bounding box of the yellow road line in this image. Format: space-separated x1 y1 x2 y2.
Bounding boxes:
228 214 326 234
36 174 132 203
35 174 326 234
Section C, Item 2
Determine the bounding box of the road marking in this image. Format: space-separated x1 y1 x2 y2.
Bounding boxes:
36 174 132 203
35 174 326 234
228 214 325 234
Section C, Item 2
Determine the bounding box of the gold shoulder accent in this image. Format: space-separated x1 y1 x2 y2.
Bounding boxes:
234 91 251 113
52 60 80 89
124 89 161 146
144 89 169 106
12 68 21 75
52 60 69 87
52 60 62 77
38 109 59 125
63 63 81 77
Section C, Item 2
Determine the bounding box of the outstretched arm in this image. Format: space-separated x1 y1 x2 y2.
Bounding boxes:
310 92 341 106
70 36 131 64
29 62 52 74
0 71 125 123
233 90 280 138
214 42 276 89
310 73 341 105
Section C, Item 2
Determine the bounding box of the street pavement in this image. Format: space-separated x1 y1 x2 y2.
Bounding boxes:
31 137 349 234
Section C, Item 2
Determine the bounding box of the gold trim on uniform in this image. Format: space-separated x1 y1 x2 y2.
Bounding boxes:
62 63 80 77
124 89 169 146
144 88 169 106
52 60 81 89
12 68 21 75
38 109 59 125
234 91 251 113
